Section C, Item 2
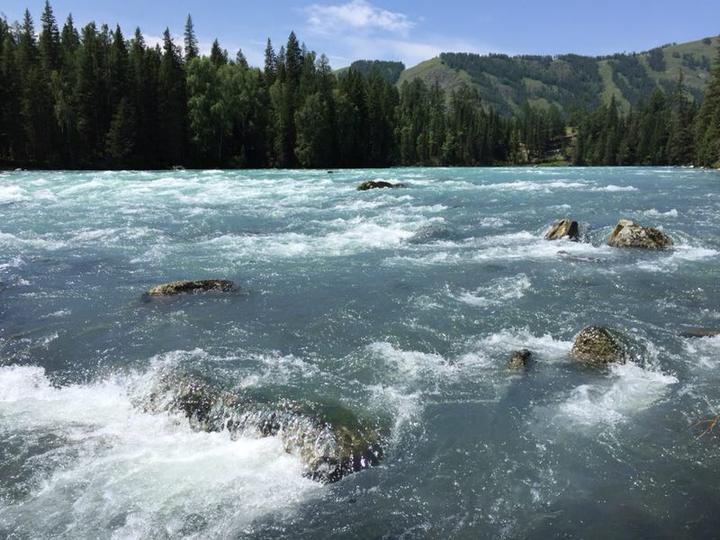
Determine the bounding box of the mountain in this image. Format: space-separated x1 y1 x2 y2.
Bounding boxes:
390 36 720 116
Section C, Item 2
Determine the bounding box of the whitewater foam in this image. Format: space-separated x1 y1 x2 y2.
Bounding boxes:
556 363 678 427
0 365 320 538
452 274 532 308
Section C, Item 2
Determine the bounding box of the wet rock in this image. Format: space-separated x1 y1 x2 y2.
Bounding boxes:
357 180 406 191
607 219 672 249
680 328 720 338
507 349 533 370
570 326 626 365
146 279 235 297
545 219 580 241
143 373 387 484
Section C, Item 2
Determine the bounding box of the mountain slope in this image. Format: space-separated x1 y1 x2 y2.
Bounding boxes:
396 36 720 115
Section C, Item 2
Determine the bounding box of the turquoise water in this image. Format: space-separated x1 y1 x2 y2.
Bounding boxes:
0 167 719 538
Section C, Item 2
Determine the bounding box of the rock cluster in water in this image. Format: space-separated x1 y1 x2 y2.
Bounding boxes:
141 373 387 483
146 279 235 296
607 219 673 249
544 217 673 250
570 326 627 365
545 219 580 241
357 180 406 191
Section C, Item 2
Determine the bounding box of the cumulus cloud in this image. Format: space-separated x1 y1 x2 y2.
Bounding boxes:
305 0 414 35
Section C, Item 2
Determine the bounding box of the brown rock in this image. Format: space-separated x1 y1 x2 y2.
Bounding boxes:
607 219 672 249
545 219 580 241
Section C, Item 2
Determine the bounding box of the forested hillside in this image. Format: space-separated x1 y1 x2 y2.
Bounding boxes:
0 2 718 169
399 38 720 116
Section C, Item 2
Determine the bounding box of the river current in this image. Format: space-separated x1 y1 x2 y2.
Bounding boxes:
0 167 719 538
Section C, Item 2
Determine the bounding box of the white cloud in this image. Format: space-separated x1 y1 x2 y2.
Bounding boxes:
342 35 498 67
305 0 414 35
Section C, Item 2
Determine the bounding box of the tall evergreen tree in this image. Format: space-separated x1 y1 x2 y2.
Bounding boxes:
183 15 199 62
695 49 720 167
157 28 187 165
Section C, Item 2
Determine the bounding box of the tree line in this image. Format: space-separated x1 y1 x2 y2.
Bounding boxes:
0 3 718 170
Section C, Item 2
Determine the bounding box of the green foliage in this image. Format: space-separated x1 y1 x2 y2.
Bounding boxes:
0 3 716 169
348 60 405 84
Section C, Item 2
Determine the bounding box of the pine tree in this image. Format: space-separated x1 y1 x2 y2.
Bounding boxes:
157 28 187 166
105 97 137 167
183 15 199 62
39 1 61 71
263 39 276 85
210 39 228 66
695 49 720 167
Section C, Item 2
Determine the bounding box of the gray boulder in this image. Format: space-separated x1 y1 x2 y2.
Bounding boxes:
507 349 533 370
570 326 626 365
146 279 235 297
607 219 672 249
545 219 580 241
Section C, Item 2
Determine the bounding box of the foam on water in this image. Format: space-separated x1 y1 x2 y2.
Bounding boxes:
683 335 720 369
0 185 29 203
465 328 574 363
556 363 678 427
0 365 320 538
452 274 532 308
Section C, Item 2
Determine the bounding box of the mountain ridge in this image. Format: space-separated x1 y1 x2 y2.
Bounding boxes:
346 35 720 115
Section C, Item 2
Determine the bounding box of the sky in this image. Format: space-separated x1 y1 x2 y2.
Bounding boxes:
2 0 720 68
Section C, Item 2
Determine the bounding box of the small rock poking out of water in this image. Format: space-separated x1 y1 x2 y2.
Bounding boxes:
357 180 406 191
507 349 533 370
142 373 387 483
146 279 235 297
607 219 673 249
545 219 580 241
570 326 627 365
680 328 720 338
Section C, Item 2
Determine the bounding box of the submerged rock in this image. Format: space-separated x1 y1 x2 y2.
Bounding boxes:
146 279 235 297
607 219 672 249
142 373 387 484
545 219 580 241
680 328 720 338
357 180 406 191
507 349 533 370
570 326 626 365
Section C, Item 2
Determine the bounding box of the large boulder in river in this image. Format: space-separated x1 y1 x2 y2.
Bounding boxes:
143 373 387 483
357 180 406 191
570 326 626 365
507 349 533 370
607 219 672 249
545 219 580 241
146 279 235 297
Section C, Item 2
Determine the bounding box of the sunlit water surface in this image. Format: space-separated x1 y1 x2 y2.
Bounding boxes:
1 167 719 538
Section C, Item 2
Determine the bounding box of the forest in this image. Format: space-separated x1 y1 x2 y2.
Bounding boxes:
0 2 719 169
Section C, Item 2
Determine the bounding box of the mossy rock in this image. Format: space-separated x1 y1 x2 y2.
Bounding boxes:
146 279 235 296
570 326 627 365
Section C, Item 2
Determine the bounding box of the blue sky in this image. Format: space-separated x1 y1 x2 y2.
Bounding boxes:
3 0 719 68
